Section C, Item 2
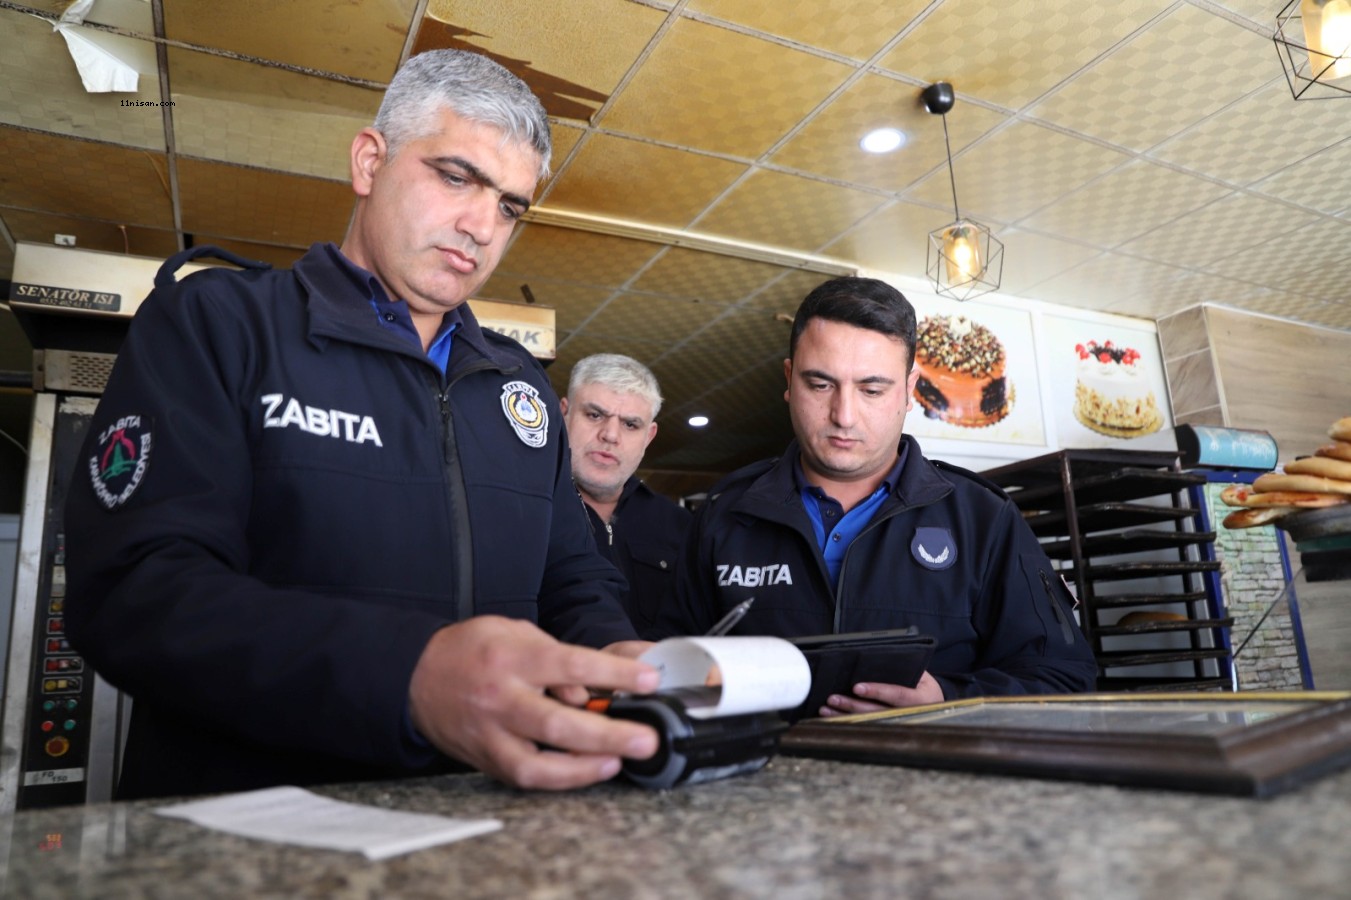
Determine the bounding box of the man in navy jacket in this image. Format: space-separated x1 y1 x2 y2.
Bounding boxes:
64 50 660 799
561 354 691 634
655 277 1097 715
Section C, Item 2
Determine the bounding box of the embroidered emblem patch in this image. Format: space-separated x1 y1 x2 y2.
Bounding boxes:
500 380 548 448
89 414 152 510
911 526 957 571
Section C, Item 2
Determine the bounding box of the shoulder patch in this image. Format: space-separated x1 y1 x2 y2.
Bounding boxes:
911 526 957 571
88 415 153 510
501 380 549 448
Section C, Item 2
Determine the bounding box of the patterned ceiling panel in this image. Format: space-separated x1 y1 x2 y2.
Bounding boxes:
904 120 1129 224
163 0 415 82
821 200 947 276
696 168 886 252
687 0 932 60
543 133 747 228
630 247 796 304
0 208 179 260
738 269 841 312
1028 5 1274 152
547 123 585 173
695 305 794 364
421 0 665 122
1021 160 1232 248
984 227 1102 296
769 74 1008 193
1119 192 1321 269
0 128 173 227
581 290 725 344
879 0 1173 109
1149 80 1351 187
168 49 380 180
600 17 853 158
1251 140 1351 216
1226 292 1347 326
548 334 670 396
1022 252 1191 311
477 274 614 334
496 224 665 287
176 159 353 247
1208 218 1351 300
0 11 164 149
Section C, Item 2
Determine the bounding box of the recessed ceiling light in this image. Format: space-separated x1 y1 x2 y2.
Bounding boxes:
688 415 709 428
860 128 905 154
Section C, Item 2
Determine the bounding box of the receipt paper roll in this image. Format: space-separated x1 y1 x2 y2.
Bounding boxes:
638 636 811 720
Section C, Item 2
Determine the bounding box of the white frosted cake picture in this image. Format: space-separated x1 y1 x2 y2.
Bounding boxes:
1072 340 1161 437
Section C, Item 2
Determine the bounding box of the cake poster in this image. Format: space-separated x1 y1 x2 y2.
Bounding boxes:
1041 313 1174 449
903 297 1045 446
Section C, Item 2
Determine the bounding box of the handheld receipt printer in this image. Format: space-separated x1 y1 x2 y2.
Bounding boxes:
604 637 811 790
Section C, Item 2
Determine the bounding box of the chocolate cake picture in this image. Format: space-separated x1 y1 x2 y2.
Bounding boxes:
913 314 1013 429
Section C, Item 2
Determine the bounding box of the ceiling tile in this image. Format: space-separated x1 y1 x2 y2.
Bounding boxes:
0 11 164 149
696 169 886 253
1021 160 1231 248
177 158 353 246
1029 5 1273 151
169 48 380 180
630 248 798 303
542 133 747 228
601 17 853 158
879 0 1173 109
904 121 1129 223
0 208 178 259
989 228 1103 296
1250 139 1351 216
163 0 415 82
822 200 953 276
738 268 839 312
496 224 665 287
583 290 727 343
477 274 613 333
548 123 585 172
1208 218 1351 301
1119 191 1320 268
769 73 1008 193
1150 80 1349 187
0 128 173 228
1023 252 1191 312
1209 0 1284 24
1224 291 1343 325
687 0 931 60
420 0 665 122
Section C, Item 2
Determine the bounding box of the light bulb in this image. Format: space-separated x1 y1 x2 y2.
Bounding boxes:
1302 0 1351 81
942 224 982 284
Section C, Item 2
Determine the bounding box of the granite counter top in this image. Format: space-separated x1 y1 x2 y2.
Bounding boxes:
4 756 1350 899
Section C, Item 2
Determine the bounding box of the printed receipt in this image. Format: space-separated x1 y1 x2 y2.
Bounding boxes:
154 786 501 860
639 636 811 720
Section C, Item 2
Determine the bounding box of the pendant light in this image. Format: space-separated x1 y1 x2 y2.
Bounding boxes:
1274 0 1351 99
921 82 1003 301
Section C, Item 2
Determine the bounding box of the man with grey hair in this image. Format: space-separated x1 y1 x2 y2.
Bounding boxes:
65 50 660 801
561 354 691 633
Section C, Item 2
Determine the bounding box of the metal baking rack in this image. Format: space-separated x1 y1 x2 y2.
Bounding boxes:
982 449 1232 692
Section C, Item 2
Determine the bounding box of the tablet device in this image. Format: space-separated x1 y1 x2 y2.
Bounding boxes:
784 629 937 723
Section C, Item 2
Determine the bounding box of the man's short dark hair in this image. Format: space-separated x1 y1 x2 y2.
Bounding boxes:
788 277 918 369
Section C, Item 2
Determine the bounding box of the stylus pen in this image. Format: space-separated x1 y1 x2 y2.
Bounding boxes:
706 597 755 636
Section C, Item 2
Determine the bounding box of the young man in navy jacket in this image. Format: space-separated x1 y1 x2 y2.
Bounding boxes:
654 277 1097 715
64 50 660 799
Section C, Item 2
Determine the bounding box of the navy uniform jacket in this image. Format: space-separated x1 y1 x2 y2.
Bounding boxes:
64 244 635 799
654 435 1097 699
580 477 691 634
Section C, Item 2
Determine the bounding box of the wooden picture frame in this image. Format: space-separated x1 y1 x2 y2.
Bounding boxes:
780 692 1351 798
